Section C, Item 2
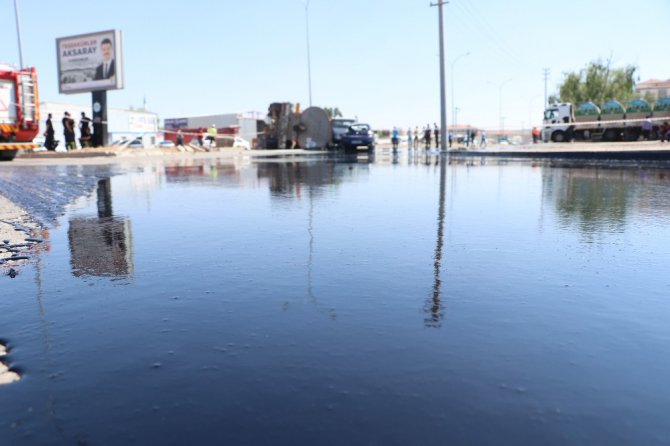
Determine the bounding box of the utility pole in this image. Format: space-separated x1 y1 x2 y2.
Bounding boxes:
305 0 313 107
430 0 448 152
542 68 550 108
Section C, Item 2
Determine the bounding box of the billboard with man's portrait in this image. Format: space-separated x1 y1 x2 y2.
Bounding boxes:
56 29 124 94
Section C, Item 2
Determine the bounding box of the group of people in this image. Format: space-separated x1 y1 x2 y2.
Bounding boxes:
397 124 442 151
191 125 218 148
395 124 485 150
44 111 95 151
640 117 670 142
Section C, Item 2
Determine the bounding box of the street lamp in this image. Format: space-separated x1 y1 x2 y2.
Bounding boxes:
489 78 512 135
450 52 469 129
304 0 313 107
13 0 25 70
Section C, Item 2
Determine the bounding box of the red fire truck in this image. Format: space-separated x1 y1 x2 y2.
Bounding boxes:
0 64 40 161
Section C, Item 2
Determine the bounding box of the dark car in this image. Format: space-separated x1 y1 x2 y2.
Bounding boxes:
340 123 375 152
330 117 357 147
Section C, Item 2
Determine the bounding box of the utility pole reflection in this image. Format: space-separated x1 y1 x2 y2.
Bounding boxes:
425 154 447 327
68 178 134 278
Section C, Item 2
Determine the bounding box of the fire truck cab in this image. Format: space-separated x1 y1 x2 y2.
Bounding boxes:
0 64 40 161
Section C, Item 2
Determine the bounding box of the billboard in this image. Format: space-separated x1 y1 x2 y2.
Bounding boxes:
56 29 124 94
164 118 188 130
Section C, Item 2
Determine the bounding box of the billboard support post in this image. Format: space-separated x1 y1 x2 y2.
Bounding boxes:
92 90 108 147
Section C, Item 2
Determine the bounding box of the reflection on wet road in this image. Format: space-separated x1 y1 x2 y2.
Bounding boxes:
1 153 670 445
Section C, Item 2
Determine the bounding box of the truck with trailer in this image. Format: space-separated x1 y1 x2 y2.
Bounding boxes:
542 97 670 143
0 64 40 161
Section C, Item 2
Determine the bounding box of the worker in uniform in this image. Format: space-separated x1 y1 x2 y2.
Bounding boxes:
79 112 92 148
63 112 76 151
207 124 217 148
45 113 56 151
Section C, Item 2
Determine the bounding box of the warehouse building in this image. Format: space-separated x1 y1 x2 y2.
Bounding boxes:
164 112 265 147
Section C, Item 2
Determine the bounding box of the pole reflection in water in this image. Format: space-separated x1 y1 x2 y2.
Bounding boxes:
68 178 134 278
425 153 447 327
96 177 113 218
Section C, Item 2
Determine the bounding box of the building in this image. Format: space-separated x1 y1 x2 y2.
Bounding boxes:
39 102 160 148
636 79 670 101
164 112 265 146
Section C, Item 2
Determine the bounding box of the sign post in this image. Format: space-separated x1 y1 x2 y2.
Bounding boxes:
56 30 123 147
92 90 107 147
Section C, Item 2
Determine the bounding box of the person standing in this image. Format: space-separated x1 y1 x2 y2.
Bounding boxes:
531 127 541 143
207 124 217 148
62 112 76 151
176 129 184 147
407 127 413 150
413 126 419 150
424 125 431 149
197 129 204 147
660 122 670 142
642 116 653 140
391 127 399 152
433 123 439 148
79 112 92 148
480 129 487 148
448 130 453 148
45 113 55 151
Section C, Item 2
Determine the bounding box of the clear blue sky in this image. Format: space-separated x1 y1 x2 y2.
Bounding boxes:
2 0 668 131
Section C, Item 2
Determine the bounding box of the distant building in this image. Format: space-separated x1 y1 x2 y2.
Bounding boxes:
39 102 160 147
636 79 670 101
164 112 265 146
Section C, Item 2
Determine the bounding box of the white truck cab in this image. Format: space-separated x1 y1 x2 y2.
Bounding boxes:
542 103 574 142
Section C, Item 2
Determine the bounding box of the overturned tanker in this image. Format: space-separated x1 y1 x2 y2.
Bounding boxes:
256 102 331 149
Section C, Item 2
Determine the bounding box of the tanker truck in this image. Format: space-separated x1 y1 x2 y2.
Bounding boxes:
0 64 41 161
542 97 670 143
256 102 332 150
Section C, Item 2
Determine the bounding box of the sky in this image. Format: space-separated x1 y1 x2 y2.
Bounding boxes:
2 0 668 132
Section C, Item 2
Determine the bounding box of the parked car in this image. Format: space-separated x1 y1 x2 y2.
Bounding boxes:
159 140 175 148
331 118 357 147
233 136 251 150
340 123 375 152
127 138 144 149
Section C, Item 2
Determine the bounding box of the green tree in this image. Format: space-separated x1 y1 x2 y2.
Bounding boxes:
324 107 343 118
552 59 637 106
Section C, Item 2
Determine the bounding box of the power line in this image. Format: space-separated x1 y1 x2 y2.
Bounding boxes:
451 0 523 66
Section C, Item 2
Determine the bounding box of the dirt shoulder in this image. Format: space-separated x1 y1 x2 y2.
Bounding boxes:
0 195 34 248
13 146 328 165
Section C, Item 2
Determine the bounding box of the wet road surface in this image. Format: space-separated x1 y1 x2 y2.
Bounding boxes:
1 152 670 445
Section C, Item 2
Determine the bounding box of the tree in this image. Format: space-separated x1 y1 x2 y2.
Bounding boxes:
324 107 343 118
551 58 637 106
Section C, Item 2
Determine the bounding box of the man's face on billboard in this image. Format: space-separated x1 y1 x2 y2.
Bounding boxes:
101 42 112 62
